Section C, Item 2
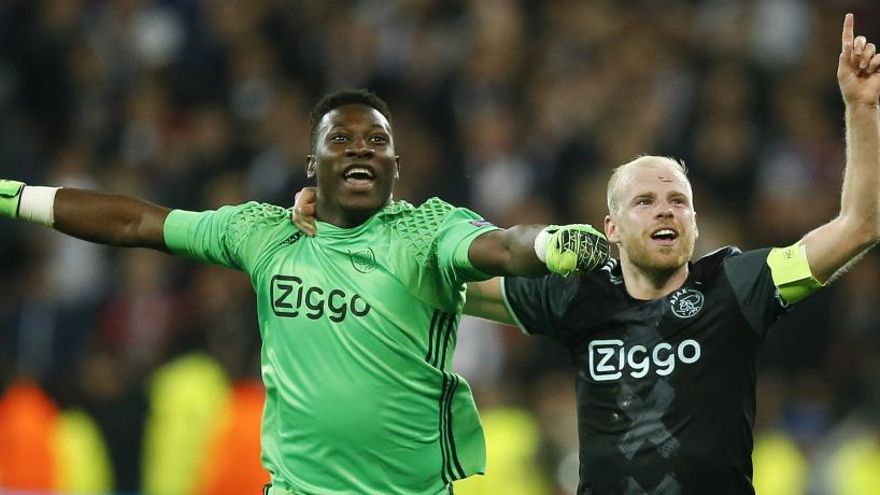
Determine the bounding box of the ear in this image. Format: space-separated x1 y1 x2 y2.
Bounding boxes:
604 214 619 243
394 155 401 179
693 210 699 239
306 155 316 178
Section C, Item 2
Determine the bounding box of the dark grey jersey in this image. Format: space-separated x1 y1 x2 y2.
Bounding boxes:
503 247 787 495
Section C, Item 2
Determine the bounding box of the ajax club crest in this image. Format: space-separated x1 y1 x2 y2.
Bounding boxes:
349 248 377 274
669 288 704 319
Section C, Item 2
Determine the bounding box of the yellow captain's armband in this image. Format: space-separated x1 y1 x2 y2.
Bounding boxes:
766 242 824 306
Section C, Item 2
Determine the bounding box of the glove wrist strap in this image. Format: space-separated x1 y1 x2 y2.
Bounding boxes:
534 226 553 263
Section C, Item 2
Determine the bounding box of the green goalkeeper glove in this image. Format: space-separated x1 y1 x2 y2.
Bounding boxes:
0 180 25 219
541 224 610 276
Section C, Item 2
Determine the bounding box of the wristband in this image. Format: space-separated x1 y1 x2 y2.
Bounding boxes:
19 186 61 226
0 180 61 226
533 227 552 263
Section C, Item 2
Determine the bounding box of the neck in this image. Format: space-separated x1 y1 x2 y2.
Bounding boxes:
315 196 384 229
619 255 689 300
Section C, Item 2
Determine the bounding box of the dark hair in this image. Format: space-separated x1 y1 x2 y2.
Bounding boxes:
309 89 393 152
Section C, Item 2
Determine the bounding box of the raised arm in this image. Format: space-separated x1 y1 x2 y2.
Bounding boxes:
800 14 880 283
1 181 170 250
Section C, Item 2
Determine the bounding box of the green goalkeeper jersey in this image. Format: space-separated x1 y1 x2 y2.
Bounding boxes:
163 198 499 495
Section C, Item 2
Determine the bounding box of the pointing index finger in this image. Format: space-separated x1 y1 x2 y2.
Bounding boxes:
842 13 854 56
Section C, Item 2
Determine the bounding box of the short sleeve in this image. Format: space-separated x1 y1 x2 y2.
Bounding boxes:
500 274 580 338
723 248 788 338
427 200 500 284
163 202 290 273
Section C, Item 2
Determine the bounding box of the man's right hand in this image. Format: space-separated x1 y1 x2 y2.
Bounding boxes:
838 13 880 108
543 224 611 276
292 186 318 236
0 180 25 219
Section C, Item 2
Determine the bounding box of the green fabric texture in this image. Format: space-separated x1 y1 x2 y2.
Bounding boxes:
163 198 497 494
0 179 25 218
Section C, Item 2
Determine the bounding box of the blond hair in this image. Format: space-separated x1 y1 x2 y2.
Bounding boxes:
606 155 689 215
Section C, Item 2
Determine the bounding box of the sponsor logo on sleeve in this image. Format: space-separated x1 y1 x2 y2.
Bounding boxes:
469 219 494 228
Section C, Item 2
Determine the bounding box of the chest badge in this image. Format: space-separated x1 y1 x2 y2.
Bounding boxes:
669 288 704 319
349 248 377 274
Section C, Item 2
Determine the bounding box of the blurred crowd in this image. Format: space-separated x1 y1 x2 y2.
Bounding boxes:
1 0 880 494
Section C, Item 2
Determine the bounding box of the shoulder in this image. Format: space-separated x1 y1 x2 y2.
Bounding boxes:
170 201 290 237
207 202 294 248
380 197 454 220
699 245 743 264
588 257 625 287
690 245 742 278
420 196 456 211
225 201 290 230
695 245 779 289
225 201 289 219
379 197 472 234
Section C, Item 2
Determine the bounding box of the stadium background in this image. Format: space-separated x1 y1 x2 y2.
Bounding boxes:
1 0 879 493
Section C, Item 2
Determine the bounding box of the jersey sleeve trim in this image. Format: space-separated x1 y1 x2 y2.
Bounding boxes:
499 277 531 335
451 226 502 281
766 241 824 306
163 209 200 255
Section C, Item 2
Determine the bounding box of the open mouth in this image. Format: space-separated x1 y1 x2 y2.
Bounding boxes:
342 165 376 188
650 227 678 245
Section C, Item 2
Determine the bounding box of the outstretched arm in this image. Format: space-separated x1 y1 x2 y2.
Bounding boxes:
466 224 608 277
465 226 548 277
1 182 170 250
800 14 880 283
291 190 527 324
291 186 610 278
55 189 170 249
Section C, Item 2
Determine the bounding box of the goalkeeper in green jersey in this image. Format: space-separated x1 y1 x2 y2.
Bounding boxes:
0 89 609 495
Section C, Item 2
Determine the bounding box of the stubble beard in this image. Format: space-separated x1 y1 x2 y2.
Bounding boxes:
625 234 694 277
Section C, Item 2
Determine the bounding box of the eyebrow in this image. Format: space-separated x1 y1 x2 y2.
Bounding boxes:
629 190 691 202
328 123 387 131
